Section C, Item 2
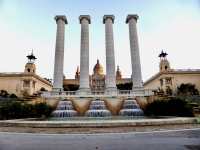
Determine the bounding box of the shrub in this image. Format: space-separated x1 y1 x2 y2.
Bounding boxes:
22 104 35 118
145 98 194 117
34 102 52 117
10 93 18 98
40 87 47 91
167 98 193 117
0 89 10 98
0 102 53 120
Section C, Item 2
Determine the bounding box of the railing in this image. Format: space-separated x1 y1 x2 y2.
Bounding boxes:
0 72 22 74
41 89 154 98
173 69 200 72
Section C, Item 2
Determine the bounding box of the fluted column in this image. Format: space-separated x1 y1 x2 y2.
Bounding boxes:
126 14 143 90
79 15 91 91
103 15 116 90
52 15 67 91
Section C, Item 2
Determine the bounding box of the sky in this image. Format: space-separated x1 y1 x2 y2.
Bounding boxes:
0 0 200 82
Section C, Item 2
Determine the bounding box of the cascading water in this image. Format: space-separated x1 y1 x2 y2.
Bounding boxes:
84 100 112 117
119 99 144 116
51 101 78 118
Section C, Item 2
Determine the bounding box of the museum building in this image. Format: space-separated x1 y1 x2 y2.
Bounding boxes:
0 52 52 97
143 50 200 94
63 59 132 94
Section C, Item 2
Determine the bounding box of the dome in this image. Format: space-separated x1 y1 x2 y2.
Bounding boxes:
93 59 103 74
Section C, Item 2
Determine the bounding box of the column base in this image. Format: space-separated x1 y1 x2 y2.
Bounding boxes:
78 87 91 96
52 88 63 92
105 87 118 96
132 86 144 91
131 87 145 96
51 88 63 96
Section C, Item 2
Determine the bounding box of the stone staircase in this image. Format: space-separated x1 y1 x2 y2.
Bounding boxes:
15 93 46 104
185 100 200 115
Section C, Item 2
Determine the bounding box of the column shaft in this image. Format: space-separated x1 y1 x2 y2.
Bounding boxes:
79 15 91 91
126 15 143 89
52 16 67 91
103 15 116 89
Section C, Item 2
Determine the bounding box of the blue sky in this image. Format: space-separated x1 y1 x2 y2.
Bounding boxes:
0 0 200 82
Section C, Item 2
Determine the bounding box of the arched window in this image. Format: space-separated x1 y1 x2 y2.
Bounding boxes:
165 66 168 70
27 68 30 73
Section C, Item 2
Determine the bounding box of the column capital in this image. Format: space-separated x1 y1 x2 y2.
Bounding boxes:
125 14 139 24
103 15 115 24
54 15 68 24
79 15 91 24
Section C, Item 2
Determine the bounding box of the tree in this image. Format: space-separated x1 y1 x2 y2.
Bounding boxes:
9 93 18 98
21 88 29 98
166 86 173 95
0 89 10 98
40 87 47 91
116 82 132 90
178 83 199 95
63 84 79 91
43 78 52 84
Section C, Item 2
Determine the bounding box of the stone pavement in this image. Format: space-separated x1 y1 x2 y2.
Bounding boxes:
0 128 200 150
0 123 200 134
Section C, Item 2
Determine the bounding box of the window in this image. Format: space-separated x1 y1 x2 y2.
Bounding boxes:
23 80 30 87
165 77 172 85
32 81 36 88
16 82 19 92
160 79 163 86
27 68 30 73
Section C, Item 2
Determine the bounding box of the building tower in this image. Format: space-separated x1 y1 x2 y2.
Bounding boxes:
116 65 122 79
24 50 37 74
75 66 80 79
158 50 171 72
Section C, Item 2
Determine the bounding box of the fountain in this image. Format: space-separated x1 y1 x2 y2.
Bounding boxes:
84 100 112 117
119 99 144 116
51 101 78 117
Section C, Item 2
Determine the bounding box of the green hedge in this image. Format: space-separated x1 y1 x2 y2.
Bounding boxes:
0 102 53 120
145 98 194 117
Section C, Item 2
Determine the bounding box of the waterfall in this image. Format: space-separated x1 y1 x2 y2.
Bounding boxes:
51 101 78 118
119 99 144 116
84 100 112 117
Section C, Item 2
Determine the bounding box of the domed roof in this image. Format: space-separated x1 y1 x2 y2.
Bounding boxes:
93 59 103 74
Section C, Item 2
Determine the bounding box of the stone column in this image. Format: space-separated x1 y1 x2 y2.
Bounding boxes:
79 15 91 91
52 15 67 91
126 14 143 90
103 15 116 90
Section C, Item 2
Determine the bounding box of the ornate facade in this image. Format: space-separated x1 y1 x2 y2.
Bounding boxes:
63 59 132 93
143 50 200 95
0 51 52 97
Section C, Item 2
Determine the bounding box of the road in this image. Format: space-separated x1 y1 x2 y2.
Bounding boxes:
0 129 200 150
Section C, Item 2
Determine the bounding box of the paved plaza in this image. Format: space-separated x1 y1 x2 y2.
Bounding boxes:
0 128 200 150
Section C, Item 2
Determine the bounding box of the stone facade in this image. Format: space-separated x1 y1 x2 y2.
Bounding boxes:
0 52 52 97
143 51 200 95
63 59 132 89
